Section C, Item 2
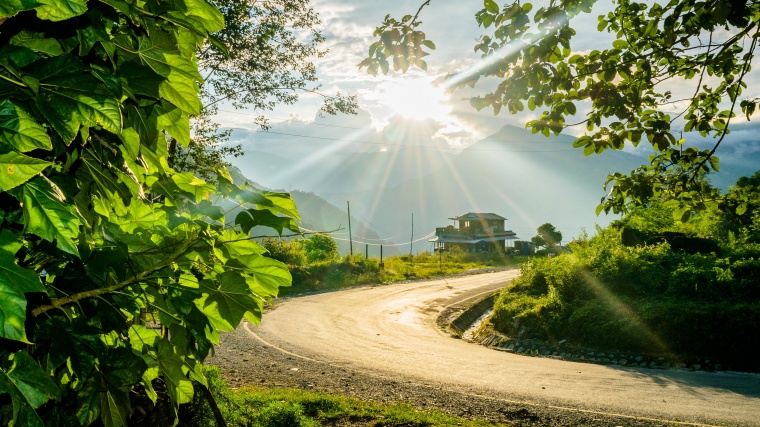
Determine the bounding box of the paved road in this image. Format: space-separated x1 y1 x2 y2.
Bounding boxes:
246 270 760 426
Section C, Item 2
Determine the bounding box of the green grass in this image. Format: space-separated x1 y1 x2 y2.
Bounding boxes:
281 251 528 296
179 367 501 427
490 226 760 371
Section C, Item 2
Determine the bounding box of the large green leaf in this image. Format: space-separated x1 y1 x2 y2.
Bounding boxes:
22 176 82 256
0 278 30 343
235 208 299 235
0 229 44 293
0 230 44 343
156 340 194 405
10 31 64 56
0 99 52 153
0 152 53 191
174 0 224 33
34 0 88 21
159 73 201 115
171 172 215 202
33 56 121 143
0 351 60 427
228 253 291 299
198 272 263 331
37 319 104 379
112 199 167 233
0 0 37 18
99 388 128 427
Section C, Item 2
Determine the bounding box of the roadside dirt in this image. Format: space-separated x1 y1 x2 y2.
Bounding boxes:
211 323 666 427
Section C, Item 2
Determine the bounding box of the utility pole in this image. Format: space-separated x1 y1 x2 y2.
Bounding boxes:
347 201 353 256
409 213 413 257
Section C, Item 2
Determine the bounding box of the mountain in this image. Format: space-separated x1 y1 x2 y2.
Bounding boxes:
321 125 646 251
231 124 760 254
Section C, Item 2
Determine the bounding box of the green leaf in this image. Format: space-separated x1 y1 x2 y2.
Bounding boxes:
0 152 52 192
75 377 100 426
198 272 263 331
484 0 499 14
0 0 37 18
99 388 129 427
0 99 52 152
37 319 104 379
22 176 82 256
235 208 299 235
0 229 45 293
0 351 61 427
34 0 88 21
10 31 63 56
156 341 194 405
421 39 436 50
112 199 167 233
0 278 31 343
171 172 215 202
34 56 121 143
232 253 291 299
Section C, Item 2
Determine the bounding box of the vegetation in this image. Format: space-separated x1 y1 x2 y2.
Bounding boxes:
363 0 760 217
531 223 563 250
179 366 500 427
0 0 316 425
490 180 760 371
261 237 528 296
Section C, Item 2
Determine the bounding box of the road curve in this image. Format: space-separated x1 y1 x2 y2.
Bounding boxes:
243 270 760 426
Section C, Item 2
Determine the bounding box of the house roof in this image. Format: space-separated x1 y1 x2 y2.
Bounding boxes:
448 212 506 221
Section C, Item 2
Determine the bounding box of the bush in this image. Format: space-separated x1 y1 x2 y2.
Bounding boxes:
491 216 760 371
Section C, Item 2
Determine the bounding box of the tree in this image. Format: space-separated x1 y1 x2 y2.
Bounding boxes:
531 223 563 249
0 1 299 426
172 0 358 181
261 237 307 266
303 234 340 263
361 0 760 220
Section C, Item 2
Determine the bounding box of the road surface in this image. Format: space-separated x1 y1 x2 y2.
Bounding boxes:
241 270 760 426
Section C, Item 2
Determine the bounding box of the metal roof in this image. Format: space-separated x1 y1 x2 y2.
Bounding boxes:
448 212 507 221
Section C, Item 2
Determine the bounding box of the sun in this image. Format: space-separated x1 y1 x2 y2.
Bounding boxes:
372 77 453 122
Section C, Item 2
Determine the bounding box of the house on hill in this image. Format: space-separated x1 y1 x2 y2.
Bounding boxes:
429 212 518 253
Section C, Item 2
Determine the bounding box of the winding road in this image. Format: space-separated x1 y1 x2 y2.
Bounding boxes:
242 270 760 426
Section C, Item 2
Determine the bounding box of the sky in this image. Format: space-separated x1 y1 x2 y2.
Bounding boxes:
211 1 760 245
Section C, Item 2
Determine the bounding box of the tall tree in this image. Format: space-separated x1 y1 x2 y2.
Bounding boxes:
0 1 299 425
172 0 358 181
362 1 759 220
532 223 563 248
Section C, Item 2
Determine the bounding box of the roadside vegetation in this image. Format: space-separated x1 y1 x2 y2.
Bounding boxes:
179 367 499 427
261 235 528 296
490 174 760 372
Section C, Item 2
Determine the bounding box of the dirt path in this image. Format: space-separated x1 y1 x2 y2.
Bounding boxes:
211 270 760 426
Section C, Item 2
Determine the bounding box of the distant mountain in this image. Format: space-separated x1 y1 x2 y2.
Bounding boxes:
229 124 760 254
227 166 386 255
322 125 645 251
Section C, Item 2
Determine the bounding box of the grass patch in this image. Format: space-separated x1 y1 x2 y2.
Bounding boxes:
179 367 500 427
281 250 528 296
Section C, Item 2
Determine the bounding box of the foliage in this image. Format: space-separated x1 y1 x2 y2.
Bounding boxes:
302 233 340 263
179 366 501 427
363 0 760 219
531 223 563 248
283 250 526 296
0 1 300 425
261 238 307 267
491 205 760 371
